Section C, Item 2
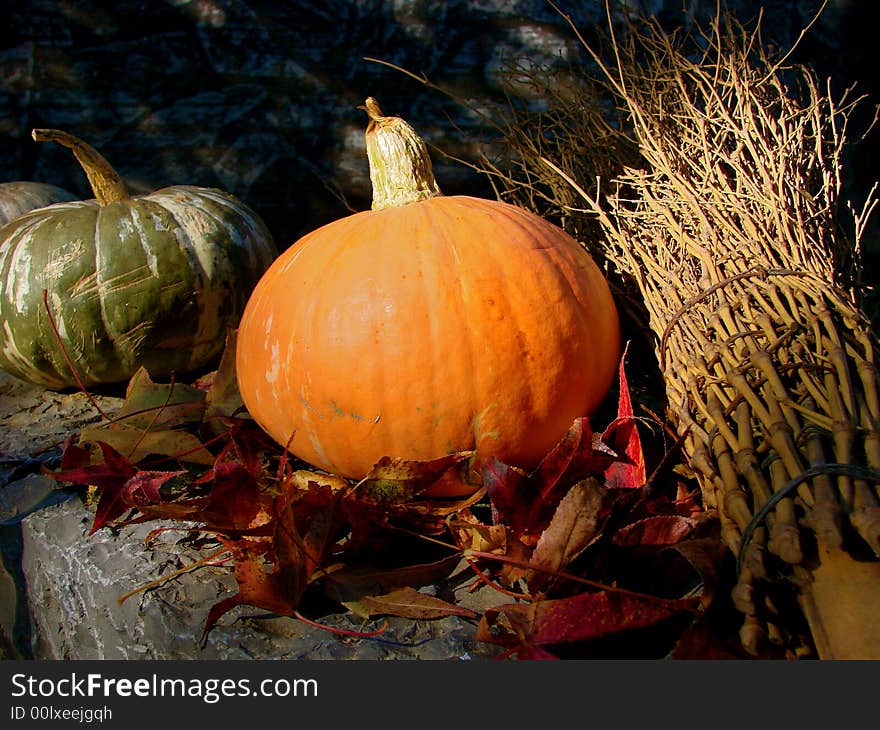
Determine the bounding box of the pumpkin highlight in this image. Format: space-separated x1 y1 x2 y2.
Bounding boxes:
236 99 620 485
0 129 276 389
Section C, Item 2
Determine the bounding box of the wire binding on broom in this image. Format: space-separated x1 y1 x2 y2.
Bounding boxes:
657 267 827 369
737 462 880 575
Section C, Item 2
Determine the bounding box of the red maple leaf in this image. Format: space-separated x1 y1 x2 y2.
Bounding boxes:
600 348 647 490
51 441 145 534
201 498 309 640
477 590 699 659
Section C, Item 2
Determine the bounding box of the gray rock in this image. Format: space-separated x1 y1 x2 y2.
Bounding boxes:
21 497 502 660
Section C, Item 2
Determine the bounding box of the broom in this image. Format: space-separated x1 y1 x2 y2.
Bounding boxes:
485 6 880 657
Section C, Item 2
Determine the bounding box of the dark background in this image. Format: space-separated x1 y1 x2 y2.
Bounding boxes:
1 0 877 260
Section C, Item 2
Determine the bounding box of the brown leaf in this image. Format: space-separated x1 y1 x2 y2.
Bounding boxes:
77 368 215 466
217 419 280 476
201 543 295 642
288 469 351 494
342 455 477 555
483 415 637 545
203 328 246 425
272 501 311 598
530 417 596 501
343 586 479 620
355 452 475 503
114 367 207 430
674 481 703 517
202 499 312 640
448 509 507 555
480 456 532 534
79 425 216 466
528 478 611 592
298 497 338 583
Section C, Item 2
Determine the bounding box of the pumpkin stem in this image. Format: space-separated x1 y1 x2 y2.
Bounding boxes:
358 97 442 210
31 129 129 205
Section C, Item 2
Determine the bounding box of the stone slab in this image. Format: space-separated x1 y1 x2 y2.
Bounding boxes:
21 496 503 660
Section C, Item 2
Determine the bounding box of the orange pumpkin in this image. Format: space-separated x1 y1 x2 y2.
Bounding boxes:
236 98 620 489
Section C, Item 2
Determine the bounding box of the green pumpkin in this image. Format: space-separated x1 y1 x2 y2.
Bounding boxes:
0 181 77 226
0 129 277 390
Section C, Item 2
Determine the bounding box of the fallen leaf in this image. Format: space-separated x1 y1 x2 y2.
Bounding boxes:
217 418 279 477
194 460 268 532
484 416 641 545
298 495 339 582
343 586 479 620
528 478 612 592
355 452 475 503
98 368 206 435
674 481 704 517
663 537 726 609
448 509 507 555
341 455 476 555
201 546 290 641
51 440 136 490
203 329 246 424
59 436 91 471
477 591 698 658
530 417 596 503
50 441 140 533
600 347 647 489
202 498 312 640
480 457 531 533
79 425 215 466
288 469 351 494
76 368 216 466
122 470 184 507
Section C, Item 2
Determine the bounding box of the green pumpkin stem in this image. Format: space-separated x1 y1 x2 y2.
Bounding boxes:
31 129 129 206
359 97 442 210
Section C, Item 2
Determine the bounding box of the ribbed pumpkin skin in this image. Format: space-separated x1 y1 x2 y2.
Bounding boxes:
236 195 620 479
0 182 76 226
0 186 276 389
